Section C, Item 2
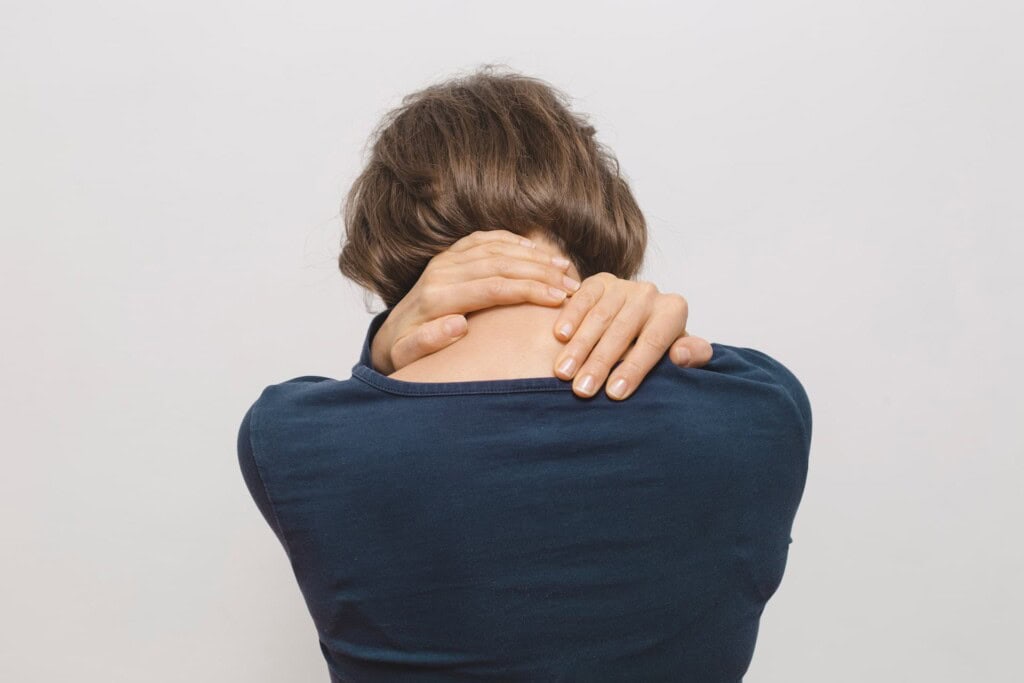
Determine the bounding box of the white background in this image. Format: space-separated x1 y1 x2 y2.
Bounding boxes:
2 1 1021 681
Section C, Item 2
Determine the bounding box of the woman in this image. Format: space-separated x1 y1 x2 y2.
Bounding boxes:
238 67 811 682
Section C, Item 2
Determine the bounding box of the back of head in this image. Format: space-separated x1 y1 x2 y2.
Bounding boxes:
339 65 647 308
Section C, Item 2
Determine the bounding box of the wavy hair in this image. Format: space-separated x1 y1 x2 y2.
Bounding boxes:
339 65 647 309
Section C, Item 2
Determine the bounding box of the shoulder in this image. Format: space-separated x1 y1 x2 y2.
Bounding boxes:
259 374 337 396
239 374 330 422
699 343 813 447
237 373 369 464
235 375 340 535
247 374 337 414
237 375 338 455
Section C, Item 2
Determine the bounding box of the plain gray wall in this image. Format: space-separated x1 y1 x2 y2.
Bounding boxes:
2 1 1021 680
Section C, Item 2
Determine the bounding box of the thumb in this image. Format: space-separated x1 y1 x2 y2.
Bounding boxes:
441 315 468 339
670 335 714 368
390 315 468 371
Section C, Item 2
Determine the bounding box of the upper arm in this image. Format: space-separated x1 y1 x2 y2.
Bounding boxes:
737 347 813 452
237 399 285 542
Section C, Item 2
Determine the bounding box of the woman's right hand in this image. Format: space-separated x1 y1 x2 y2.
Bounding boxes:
370 229 714 400
370 230 582 375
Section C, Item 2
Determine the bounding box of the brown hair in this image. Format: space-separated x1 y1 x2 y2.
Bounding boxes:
339 65 647 309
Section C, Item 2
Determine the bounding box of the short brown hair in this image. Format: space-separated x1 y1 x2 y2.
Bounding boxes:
339 65 647 309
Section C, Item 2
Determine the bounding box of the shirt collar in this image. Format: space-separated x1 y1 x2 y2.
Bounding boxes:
355 306 395 373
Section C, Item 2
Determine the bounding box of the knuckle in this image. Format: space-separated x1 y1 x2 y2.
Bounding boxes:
486 278 508 298
663 291 687 306
456 232 483 248
566 328 598 350
465 230 494 248
617 356 646 377
493 257 514 275
418 282 440 301
607 315 634 335
588 306 615 327
663 292 688 315
424 252 445 270
584 270 608 289
416 325 443 349
602 324 633 347
573 287 599 310
639 280 659 296
639 329 670 351
560 303 586 325
419 268 442 286
586 349 614 368
561 345 582 362
535 280 559 298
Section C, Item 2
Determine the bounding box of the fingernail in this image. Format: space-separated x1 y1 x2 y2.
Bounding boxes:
562 276 580 292
551 255 571 267
577 374 595 395
548 286 567 300
675 347 692 366
443 317 466 336
521 238 536 248
557 322 573 339
608 378 628 399
557 356 576 376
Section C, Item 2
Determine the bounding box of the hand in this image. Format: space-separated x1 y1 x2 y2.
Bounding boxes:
369 230 714 399
370 230 580 375
549 272 713 400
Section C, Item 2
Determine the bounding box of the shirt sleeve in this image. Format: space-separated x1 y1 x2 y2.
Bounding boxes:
237 400 285 543
764 352 812 453
726 345 813 453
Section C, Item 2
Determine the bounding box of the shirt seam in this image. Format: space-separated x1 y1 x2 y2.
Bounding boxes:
351 367 575 397
247 394 298 559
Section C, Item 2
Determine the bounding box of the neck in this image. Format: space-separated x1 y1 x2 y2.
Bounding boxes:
387 233 579 382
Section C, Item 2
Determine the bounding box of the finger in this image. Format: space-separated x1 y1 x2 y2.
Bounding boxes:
552 284 628 385
669 335 714 368
439 255 580 295
605 307 687 400
446 229 536 253
389 315 468 371
570 289 656 398
424 277 571 317
450 239 571 271
433 235 572 278
550 274 611 342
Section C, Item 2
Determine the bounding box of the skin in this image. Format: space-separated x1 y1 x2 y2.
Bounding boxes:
370 230 714 400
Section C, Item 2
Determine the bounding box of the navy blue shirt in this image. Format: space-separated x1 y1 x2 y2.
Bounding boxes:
237 307 812 682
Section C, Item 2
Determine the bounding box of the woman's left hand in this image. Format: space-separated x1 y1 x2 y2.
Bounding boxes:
550 272 713 400
369 231 713 400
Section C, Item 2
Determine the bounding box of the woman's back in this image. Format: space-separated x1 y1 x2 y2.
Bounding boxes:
237 308 812 682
